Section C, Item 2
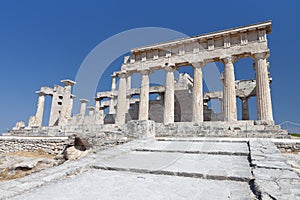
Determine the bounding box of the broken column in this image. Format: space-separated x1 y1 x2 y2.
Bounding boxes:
241 97 250 120
34 91 46 127
80 99 89 116
59 79 76 126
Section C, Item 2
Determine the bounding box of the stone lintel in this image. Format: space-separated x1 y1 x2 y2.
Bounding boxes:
61 79 76 86
131 21 272 54
80 99 89 103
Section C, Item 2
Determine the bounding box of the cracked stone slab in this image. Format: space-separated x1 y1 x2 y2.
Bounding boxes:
249 139 291 170
135 140 249 155
93 151 252 181
11 169 255 200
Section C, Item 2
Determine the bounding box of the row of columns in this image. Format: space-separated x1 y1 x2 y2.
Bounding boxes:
115 52 273 125
32 80 76 127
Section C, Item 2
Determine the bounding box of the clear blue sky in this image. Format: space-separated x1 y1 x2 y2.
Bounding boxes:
0 0 299 132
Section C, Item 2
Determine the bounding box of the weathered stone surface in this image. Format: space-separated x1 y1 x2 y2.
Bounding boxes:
11 169 255 200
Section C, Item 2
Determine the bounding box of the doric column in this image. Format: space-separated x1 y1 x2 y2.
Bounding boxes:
59 80 76 126
253 52 273 122
109 73 117 114
109 94 116 114
111 73 117 91
88 107 95 116
49 85 63 126
126 74 132 109
241 97 250 120
192 62 205 123
115 71 128 125
80 99 89 116
164 66 175 125
95 98 100 111
221 56 237 121
139 69 151 121
35 91 46 127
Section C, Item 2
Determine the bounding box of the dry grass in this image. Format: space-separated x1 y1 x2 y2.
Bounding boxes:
0 168 32 181
0 149 56 181
5 149 55 159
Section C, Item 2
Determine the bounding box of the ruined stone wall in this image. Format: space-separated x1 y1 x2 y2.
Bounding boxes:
0 136 71 154
275 141 300 153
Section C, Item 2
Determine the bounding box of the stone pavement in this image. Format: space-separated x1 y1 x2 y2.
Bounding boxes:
1 138 300 200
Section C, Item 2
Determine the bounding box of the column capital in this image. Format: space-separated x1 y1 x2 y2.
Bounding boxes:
221 56 237 64
88 107 95 111
252 51 270 60
139 69 152 75
36 91 46 96
164 65 176 72
80 99 89 103
61 79 76 86
192 61 206 69
117 71 129 78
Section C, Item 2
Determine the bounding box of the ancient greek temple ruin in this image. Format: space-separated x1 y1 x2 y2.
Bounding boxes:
9 20 286 137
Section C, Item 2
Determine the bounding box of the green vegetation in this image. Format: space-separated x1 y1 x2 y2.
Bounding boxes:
288 133 300 137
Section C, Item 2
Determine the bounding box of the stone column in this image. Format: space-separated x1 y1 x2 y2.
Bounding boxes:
115 71 128 125
192 62 205 123
35 91 46 127
59 80 76 126
139 70 151 121
49 85 63 126
221 56 237 121
109 94 116 114
109 73 117 114
253 52 273 122
80 99 89 116
88 107 95 116
164 66 175 125
95 98 100 111
126 74 132 109
241 97 250 120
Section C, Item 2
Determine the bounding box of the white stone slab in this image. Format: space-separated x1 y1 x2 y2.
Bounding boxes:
12 170 255 200
135 140 249 155
95 151 252 181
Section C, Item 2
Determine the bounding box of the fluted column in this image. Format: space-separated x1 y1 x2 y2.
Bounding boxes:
59 80 76 126
80 99 89 116
192 62 205 123
126 75 132 109
35 91 46 127
115 71 128 125
109 73 117 114
241 97 250 120
164 66 175 125
88 107 95 116
139 70 151 121
221 56 237 121
253 52 273 122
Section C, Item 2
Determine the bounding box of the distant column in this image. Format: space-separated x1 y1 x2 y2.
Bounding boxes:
241 97 250 120
88 107 95 116
80 99 89 116
49 85 63 126
35 91 46 127
109 73 117 114
139 70 151 121
115 71 128 125
126 74 132 109
192 62 205 123
59 80 76 126
164 66 175 125
221 56 237 121
253 52 273 122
